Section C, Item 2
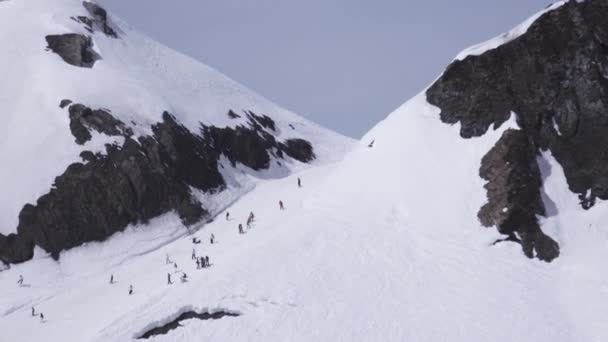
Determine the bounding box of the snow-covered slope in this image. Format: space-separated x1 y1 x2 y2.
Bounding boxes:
0 0 352 264
2 1 608 341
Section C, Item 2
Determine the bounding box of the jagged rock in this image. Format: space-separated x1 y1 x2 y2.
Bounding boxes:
45 34 100 68
82 1 118 38
247 111 276 131
68 103 132 144
280 139 315 163
59 99 72 108
426 0 608 261
227 110 241 119
478 129 559 262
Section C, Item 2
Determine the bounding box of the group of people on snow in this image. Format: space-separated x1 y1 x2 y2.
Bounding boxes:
17 177 305 324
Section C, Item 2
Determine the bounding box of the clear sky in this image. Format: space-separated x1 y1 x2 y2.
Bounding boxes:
98 0 551 138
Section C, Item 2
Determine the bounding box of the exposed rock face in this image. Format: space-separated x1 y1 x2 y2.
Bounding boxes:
478 129 559 261
426 0 608 261
68 104 132 144
0 103 315 265
45 34 100 68
82 1 118 38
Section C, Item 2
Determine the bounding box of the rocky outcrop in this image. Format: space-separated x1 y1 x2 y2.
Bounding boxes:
68 104 133 144
426 0 608 261
45 34 100 68
478 129 559 261
0 103 315 265
82 1 118 38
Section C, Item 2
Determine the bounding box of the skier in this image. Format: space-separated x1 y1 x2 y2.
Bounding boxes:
165 254 171 265
17 275 23 286
205 256 210 266
40 313 44 322
210 233 215 245
167 273 172 285
129 285 133 295
191 248 196 260
368 139 375 148
226 212 230 221
196 258 201 269
110 274 114 284
181 273 188 283
297 177 302 188
249 211 255 222
31 307 36 317
174 262 178 269
279 200 285 210
238 223 244 234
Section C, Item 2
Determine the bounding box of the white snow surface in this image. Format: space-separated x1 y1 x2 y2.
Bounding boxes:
0 0 351 235
2 1 608 341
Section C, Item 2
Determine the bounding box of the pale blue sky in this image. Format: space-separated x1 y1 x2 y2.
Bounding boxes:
99 0 551 137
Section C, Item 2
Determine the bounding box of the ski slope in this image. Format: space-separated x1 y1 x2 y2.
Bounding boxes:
2 94 607 342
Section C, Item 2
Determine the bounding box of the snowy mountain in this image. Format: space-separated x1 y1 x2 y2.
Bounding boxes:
2 0 608 341
0 0 352 265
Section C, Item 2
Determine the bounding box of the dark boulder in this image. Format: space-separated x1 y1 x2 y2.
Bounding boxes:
45 34 100 68
280 139 315 163
59 99 72 108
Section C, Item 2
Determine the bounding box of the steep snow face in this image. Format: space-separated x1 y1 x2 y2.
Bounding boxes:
0 0 351 263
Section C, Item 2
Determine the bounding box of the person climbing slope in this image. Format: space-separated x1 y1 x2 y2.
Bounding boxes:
238 223 244 234
279 200 285 210
297 177 302 188
17 275 23 286
129 285 134 295
167 273 173 285
210 233 215 244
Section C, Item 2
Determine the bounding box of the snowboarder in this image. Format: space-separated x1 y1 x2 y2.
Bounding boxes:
210 233 215 245
40 313 44 322
279 200 285 210
17 275 23 286
167 273 172 285
238 223 244 234
129 285 133 295
297 177 302 188
226 212 230 221
191 248 196 260
110 274 114 284
205 256 210 266
31 307 36 317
